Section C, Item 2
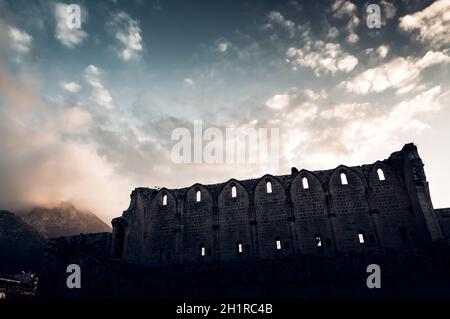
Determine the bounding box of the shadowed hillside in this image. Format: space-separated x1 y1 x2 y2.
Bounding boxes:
0 211 46 274
21 202 111 238
0 203 111 274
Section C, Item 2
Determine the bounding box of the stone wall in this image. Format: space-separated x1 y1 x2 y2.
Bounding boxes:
111 143 445 266
436 208 450 238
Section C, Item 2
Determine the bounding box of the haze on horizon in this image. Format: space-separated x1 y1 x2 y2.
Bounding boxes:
0 0 449 224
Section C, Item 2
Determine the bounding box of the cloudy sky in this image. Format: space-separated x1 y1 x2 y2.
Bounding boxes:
0 0 449 223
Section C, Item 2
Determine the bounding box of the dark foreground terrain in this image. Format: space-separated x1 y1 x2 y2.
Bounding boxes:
36 234 450 299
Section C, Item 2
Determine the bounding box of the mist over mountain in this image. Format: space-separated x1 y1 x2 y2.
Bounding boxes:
0 202 111 274
21 202 112 239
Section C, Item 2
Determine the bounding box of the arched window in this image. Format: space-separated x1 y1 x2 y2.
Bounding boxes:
377 168 385 181
237 242 243 253
266 181 272 193
302 177 309 189
275 239 282 250
358 231 365 244
162 194 167 206
196 190 201 202
231 185 237 198
315 234 322 247
200 245 206 257
340 172 348 185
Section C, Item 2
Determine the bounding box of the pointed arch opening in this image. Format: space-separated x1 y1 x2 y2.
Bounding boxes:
340 172 348 185
315 234 322 247
266 180 273 193
231 185 237 198
377 168 385 181
237 241 243 254
275 238 282 250
302 177 309 189
200 244 206 257
196 190 201 202
358 231 365 244
162 194 168 206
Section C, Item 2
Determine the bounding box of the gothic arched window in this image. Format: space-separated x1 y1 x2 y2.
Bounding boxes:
340 172 348 185
231 185 237 198
275 238 282 250
315 234 322 247
358 231 365 244
377 168 385 181
200 245 206 257
302 177 309 189
237 242 243 253
266 181 273 193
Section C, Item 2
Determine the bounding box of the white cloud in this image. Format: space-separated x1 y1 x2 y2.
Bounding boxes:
395 83 416 95
376 45 389 58
381 0 397 20
346 15 360 30
265 94 290 110
399 0 450 49
217 40 232 53
184 78 195 86
406 86 444 111
267 11 296 37
286 42 358 75
62 81 81 93
337 54 359 72
416 50 450 68
346 33 359 44
331 0 357 18
285 102 319 124
85 64 100 77
303 89 327 101
341 51 450 94
280 86 448 172
337 88 439 157
265 89 325 125
61 107 92 134
320 103 373 120
8 26 32 53
327 26 339 39
54 3 87 48
330 1 360 45
364 48 373 55
84 65 113 109
109 11 143 61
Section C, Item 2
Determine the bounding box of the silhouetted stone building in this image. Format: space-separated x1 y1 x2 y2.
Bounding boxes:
111 143 446 266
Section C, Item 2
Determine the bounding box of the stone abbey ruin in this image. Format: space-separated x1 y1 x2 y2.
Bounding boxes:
111 143 447 265
39 143 450 298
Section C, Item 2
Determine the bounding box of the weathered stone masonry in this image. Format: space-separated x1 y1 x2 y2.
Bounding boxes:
111 143 446 266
